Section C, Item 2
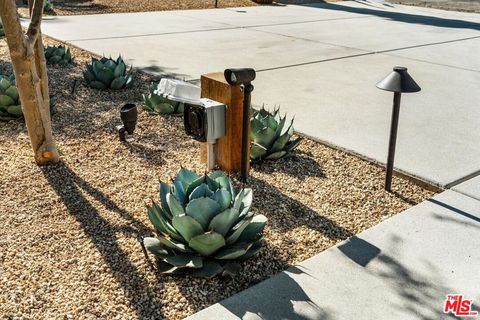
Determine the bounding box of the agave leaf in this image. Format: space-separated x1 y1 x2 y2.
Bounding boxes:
214 243 252 260
208 208 239 236
284 137 302 152
225 216 253 245
193 260 223 278
222 261 242 277
148 204 182 241
143 95 154 110
156 235 192 253
5 86 18 101
0 79 11 91
65 48 72 62
154 103 175 114
211 189 230 211
253 127 276 150
185 176 205 198
185 197 221 230
205 174 219 191
83 69 96 83
166 193 184 217
157 261 179 274
233 188 253 218
143 237 169 257
164 254 203 268
113 62 126 77
175 168 200 190
250 118 264 138
110 77 127 90
49 55 62 64
250 143 267 161
88 80 107 90
104 60 116 71
274 115 287 139
176 102 185 113
266 115 278 132
97 67 115 86
159 182 171 216
6 105 22 116
125 73 134 88
189 183 214 200
237 214 268 243
173 179 186 206
265 151 288 160
270 126 292 153
172 214 204 242
0 95 14 107
238 240 263 261
189 232 225 256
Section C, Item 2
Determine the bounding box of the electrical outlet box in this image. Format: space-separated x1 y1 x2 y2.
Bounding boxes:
184 98 226 142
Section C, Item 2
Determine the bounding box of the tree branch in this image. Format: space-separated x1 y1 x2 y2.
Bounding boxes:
26 0 44 46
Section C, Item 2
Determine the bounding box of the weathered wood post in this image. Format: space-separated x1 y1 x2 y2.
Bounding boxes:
200 72 250 174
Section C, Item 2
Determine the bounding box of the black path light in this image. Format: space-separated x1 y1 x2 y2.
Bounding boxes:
376 66 421 192
116 103 138 142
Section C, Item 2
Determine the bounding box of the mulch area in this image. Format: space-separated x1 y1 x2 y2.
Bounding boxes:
0 35 435 319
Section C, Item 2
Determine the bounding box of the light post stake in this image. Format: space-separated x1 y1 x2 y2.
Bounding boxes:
377 66 421 192
385 92 401 191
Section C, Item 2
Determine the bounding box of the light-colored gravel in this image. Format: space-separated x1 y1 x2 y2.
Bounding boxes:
0 36 435 320
17 0 258 16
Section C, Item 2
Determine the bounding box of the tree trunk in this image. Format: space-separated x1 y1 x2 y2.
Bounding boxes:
0 0 59 165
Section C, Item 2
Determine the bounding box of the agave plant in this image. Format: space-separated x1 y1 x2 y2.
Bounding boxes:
0 74 22 120
44 45 73 65
44 0 54 14
143 81 184 115
250 106 302 162
143 168 267 277
83 56 133 90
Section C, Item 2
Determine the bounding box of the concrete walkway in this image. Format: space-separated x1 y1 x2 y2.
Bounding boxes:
33 1 480 187
186 176 480 320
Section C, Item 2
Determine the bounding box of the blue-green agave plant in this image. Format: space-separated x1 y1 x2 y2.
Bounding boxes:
0 74 21 120
250 106 302 162
143 168 267 278
143 81 184 115
44 45 73 65
83 56 133 90
44 0 54 14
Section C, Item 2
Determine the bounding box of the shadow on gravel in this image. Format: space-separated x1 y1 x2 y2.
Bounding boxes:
43 162 162 319
305 2 480 30
249 176 353 240
252 152 326 180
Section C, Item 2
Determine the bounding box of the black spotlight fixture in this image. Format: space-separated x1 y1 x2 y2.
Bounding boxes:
377 66 421 192
116 103 138 142
224 68 256 183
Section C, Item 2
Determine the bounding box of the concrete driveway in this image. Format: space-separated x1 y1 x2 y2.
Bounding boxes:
34 1 480 187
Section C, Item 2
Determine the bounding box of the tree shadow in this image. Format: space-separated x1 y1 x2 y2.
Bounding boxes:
302 2 480 30
252 151 326 180
42 162 163 319
249 175 353 241
216 265 335 320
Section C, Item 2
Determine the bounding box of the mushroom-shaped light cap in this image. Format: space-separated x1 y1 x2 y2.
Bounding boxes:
376 66 421 93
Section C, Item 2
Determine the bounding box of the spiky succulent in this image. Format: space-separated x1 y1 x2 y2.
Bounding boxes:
143 82 184 115
0 74 22 120
143 168 267 278
83 56 133 90
44 45 73 65
250 106 302 162
44 0 54 14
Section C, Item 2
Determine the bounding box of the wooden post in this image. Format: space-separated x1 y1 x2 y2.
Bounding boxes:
200 72 250 174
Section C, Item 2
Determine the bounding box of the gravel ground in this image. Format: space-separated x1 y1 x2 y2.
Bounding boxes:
387 0 480 13
0 36 435 319
16 0 258 16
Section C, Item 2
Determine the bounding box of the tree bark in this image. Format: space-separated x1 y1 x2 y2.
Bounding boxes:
0 0 59 165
